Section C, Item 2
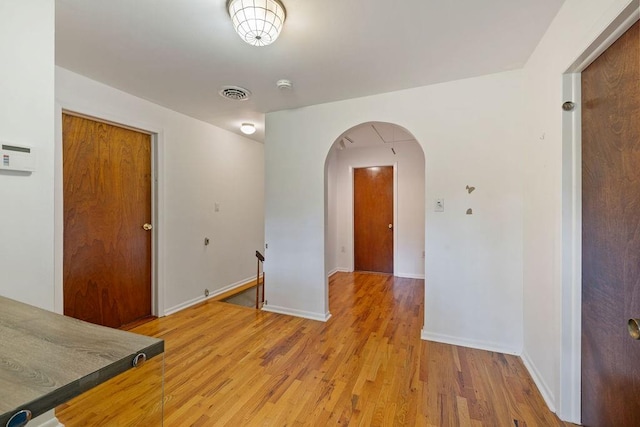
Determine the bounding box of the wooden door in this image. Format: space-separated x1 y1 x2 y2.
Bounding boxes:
354 166 393 273
582 21 640 426
63 114 153 329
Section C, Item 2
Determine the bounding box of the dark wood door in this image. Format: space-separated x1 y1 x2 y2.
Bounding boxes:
354 166 393 273
582 21 640 427
63 114 153 329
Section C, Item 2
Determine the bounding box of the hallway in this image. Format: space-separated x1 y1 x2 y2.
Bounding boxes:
57 272 571 426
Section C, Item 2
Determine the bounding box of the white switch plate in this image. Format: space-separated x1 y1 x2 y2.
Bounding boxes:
435 198 444 212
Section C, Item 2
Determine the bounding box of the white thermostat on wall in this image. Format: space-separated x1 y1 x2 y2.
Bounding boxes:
0 143 35 172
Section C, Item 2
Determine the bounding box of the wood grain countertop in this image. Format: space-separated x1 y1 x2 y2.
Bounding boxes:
0 296 164 425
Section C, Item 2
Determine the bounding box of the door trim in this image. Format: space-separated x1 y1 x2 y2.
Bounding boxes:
54 103 166 318
560 3 640 422
347 162 398 274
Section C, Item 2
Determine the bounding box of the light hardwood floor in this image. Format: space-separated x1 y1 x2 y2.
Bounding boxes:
57 272 575 426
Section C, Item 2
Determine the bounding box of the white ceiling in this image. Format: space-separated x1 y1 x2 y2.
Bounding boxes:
55 0 564 143
339 122 416 150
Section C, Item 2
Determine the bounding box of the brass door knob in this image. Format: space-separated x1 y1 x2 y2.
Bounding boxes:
628 319 640 340
142 223 153 231
388 224 393 229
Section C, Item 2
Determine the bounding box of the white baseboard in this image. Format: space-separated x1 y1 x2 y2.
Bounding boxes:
164 275 258 316
420 329 519 355
328 268 350 277
329 270 424 279
394 272 425 279
422 330 557 412
262 304 331 322
521 350 556 413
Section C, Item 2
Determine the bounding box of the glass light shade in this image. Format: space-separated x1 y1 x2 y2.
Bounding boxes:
240 123 256 134
228 0 286 47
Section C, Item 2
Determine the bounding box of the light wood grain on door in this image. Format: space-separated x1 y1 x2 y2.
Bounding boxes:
63 114 152 329
354 166 393 273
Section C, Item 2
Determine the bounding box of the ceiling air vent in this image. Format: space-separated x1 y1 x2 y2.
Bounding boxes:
218 85 251 101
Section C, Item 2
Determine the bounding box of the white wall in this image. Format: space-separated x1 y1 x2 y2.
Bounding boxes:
521 0 638 421
265 70 524 352
0 3 56 425
0 1 55 310
330 142 425 278
325 148 339 275
55 67 265 315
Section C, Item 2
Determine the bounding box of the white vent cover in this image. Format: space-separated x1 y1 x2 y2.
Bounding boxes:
218 85 251 101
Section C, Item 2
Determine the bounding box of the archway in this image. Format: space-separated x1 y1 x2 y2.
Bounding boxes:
323 121 426 314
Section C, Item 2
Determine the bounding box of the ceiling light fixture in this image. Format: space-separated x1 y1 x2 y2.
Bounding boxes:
276 79 292 90
240 123 256 135
227 0 286 47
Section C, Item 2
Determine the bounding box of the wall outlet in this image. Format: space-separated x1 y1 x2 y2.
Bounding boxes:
204 289 210 297
341 246 346 253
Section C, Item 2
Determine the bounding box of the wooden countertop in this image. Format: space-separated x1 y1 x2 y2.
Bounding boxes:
0 296 164 425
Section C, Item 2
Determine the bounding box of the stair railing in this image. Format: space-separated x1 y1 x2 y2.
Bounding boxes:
255 251 265 309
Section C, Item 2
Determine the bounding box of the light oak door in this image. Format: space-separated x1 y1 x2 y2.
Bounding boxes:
354 166 393 273
63 114 153 329
581 20 640 426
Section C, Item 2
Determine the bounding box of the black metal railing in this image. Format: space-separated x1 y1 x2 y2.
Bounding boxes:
255 251 265 309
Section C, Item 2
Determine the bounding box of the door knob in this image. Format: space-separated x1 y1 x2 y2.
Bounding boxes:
388 224 393 229
628 319 640 340
142 223 153 231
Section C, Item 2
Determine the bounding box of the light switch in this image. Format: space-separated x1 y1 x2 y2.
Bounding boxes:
214 203 220 212
435 198 444 212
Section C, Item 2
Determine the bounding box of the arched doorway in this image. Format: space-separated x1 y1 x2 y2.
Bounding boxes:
324 121 426 313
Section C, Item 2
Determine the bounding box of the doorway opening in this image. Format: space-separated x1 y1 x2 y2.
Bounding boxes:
324 121 425 313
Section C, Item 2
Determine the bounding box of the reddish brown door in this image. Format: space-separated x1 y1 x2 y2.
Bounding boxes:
354 166 393 273
63 114 153 329
582 21 640 426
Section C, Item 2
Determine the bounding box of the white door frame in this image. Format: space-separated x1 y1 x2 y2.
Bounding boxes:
54 103 166 318
560 3 639 421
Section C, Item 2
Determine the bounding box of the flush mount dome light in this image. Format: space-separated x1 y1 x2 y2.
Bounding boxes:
227 0 286 47
240 123 256 135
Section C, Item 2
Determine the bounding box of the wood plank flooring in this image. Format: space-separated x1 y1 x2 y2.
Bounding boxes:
57 272 575 426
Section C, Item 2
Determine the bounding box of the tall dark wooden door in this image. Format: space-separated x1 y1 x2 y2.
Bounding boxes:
354 166 393 273
582 21 640 427
63 114 153 329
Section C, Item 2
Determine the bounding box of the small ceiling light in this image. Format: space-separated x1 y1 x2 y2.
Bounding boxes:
227 0 286 47
240 123 256 135
276 79 292 90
